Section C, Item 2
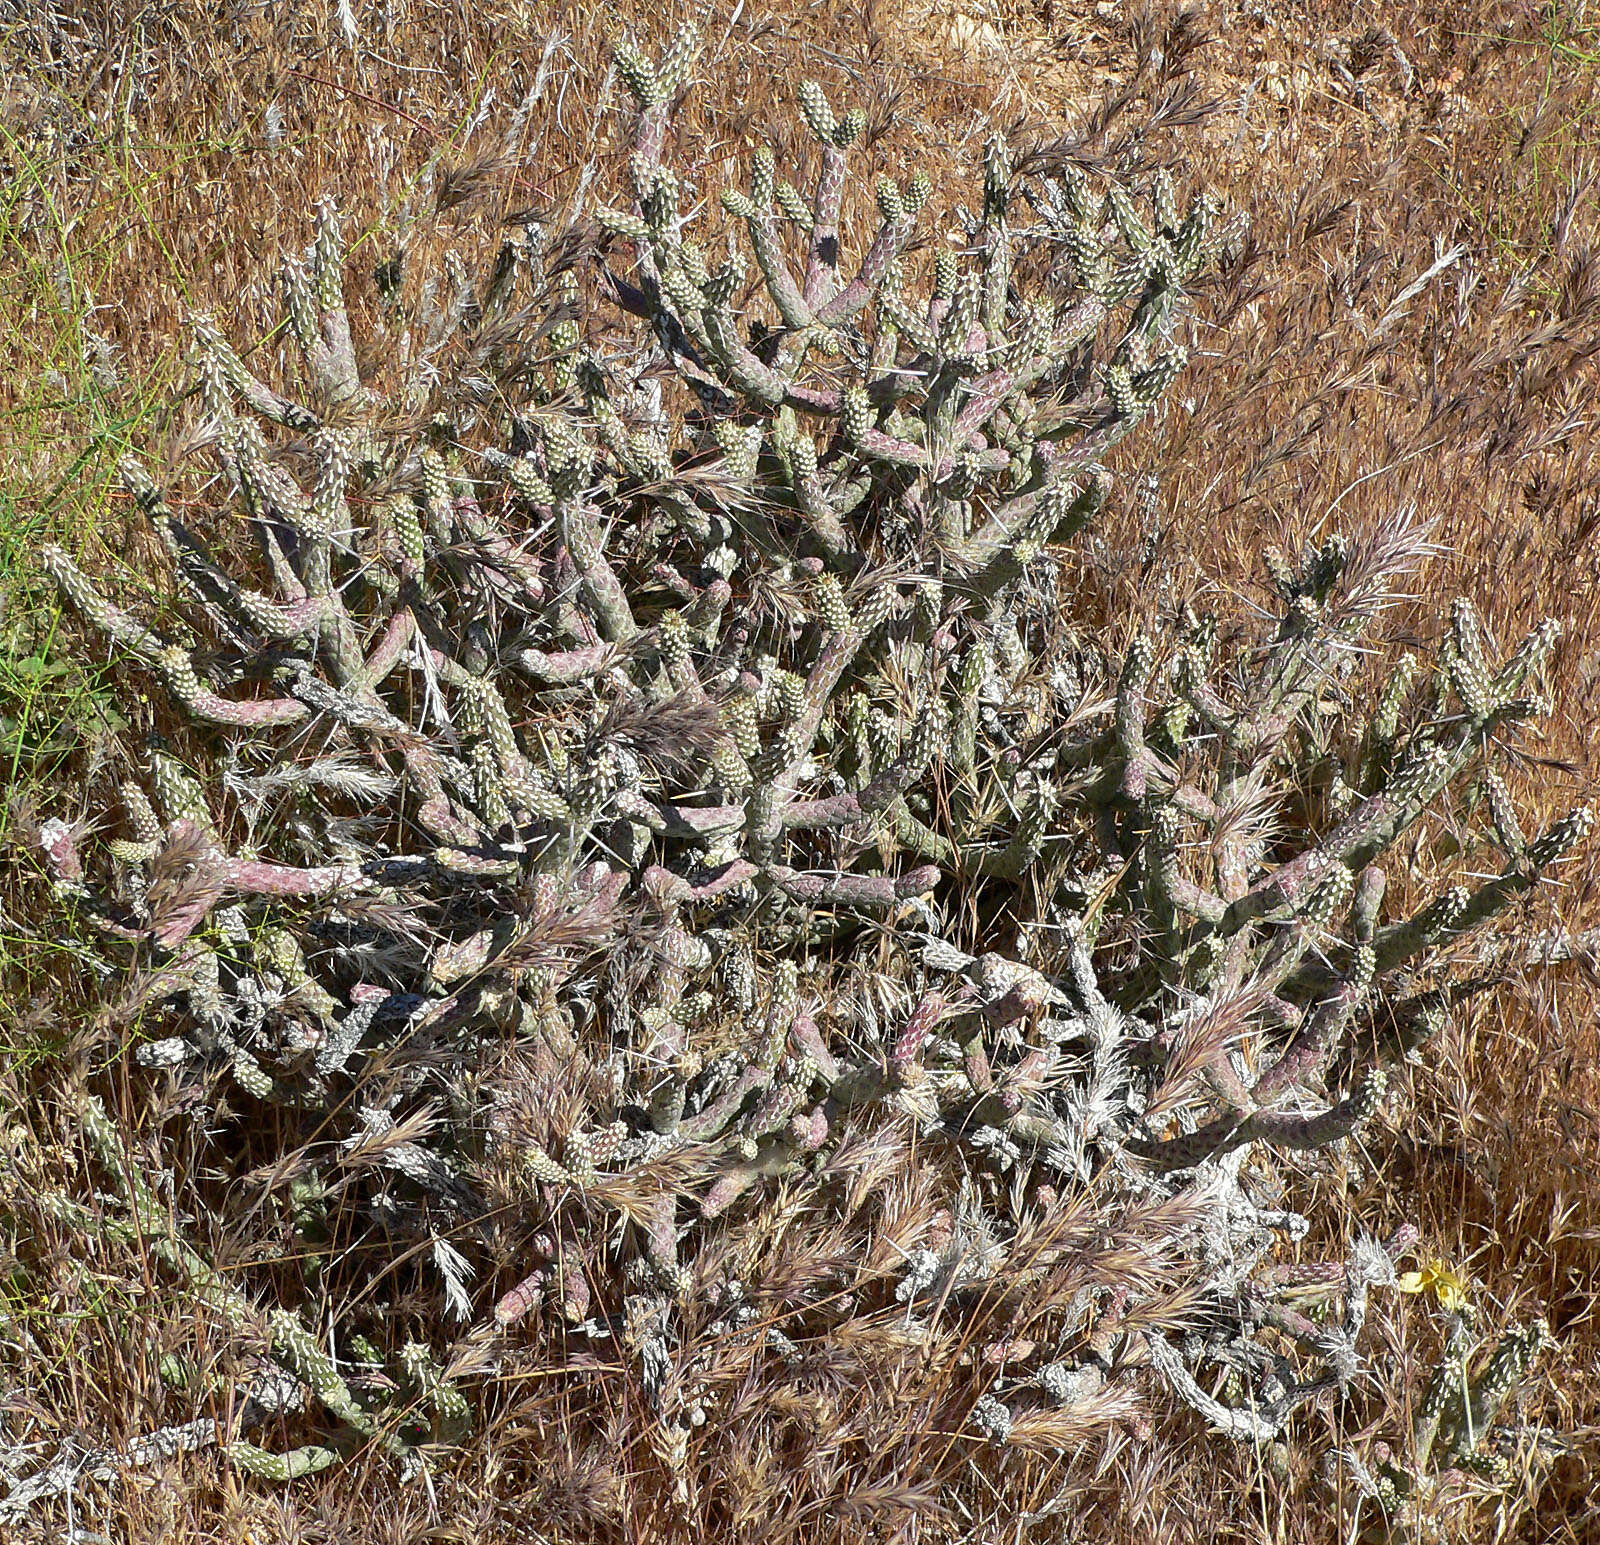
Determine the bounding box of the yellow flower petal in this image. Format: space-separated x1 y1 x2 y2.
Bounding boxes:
1395 1260 1470 1310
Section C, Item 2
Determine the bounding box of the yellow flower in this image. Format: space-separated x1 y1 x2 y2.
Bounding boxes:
1396 1259 1470 1313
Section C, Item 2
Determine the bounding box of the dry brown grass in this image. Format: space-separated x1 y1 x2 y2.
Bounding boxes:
2 1 1598 1540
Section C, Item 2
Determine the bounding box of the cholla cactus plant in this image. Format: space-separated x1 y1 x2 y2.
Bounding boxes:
16 23 1589 1527
1332 1302 1558 1542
